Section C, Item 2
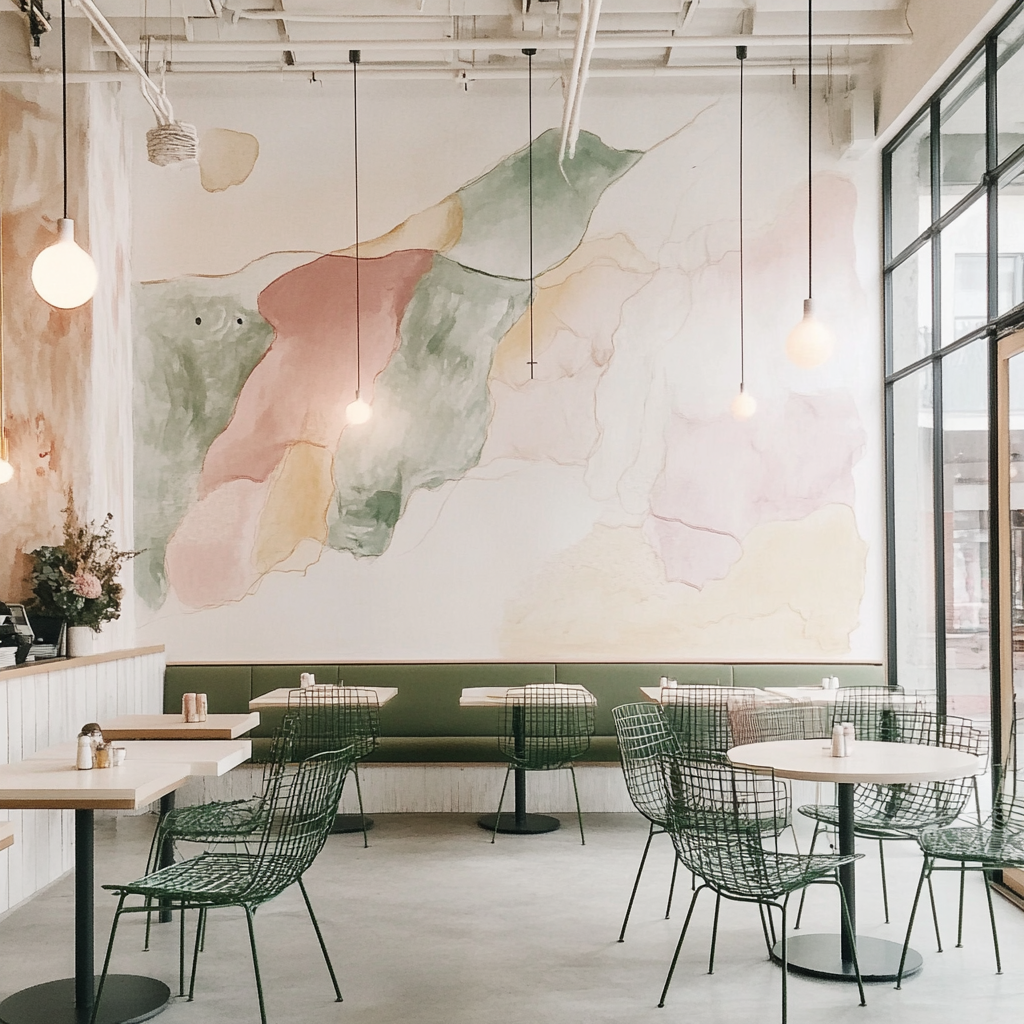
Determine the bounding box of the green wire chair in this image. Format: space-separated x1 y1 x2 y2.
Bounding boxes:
288 685 381 847
91 746 356 1024
493 684 596 844
796 708 982 930
658 685 769 760
658 755 865 1024
611 703 683 941
896 752 1024 986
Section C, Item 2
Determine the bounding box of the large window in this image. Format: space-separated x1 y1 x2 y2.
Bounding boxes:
884 0 1024 736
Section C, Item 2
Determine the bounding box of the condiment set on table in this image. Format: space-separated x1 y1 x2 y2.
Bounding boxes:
75 723 126 770
181 692 209 722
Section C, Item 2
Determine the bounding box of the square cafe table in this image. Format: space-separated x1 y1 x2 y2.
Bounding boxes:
0 739 252 1024
727 738 979 983
98 712 260 740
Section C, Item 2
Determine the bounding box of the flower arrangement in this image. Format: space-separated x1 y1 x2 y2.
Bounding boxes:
28 491 139 632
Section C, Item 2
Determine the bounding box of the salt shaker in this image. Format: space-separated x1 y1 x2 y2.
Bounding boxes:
821 676 831 690
197 693 208 722
842 722 855 755
831 724 846 758
182 692 198 723
76 733 94 770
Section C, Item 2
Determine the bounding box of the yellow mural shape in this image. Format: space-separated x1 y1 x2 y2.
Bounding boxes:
254 442 334 573
500 504 867 659
199 128 260 192
333 195 464 259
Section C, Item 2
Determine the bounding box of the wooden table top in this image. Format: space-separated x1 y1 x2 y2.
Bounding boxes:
28 739 252 777
460 685 596 708
639 686 784 703
98 713 260 740
727 739 980 785
248 686 398 710
0 759 190 810
763 687 920 705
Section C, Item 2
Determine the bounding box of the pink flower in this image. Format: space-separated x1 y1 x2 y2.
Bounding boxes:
71 572 102 600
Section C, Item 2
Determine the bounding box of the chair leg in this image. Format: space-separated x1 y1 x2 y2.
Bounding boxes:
188 908 205 1001
178 900 187 997
665 855 680 920
758 904 774 958
658 886 705 1008
972 776 983 825
90 894 127 1024
352 765 369 849
491 767 512 844
244 905 268 1024
982 868 1003 974
926 872 942 953
835 882 866 1007
957 860 966 947
298 876 344 1002
569 765 585 845
878 839 890 924
779 900 789 1024
618 822 655 942
897 857 930 989
143 895 155 952
795 822 824 929
707 893 722 975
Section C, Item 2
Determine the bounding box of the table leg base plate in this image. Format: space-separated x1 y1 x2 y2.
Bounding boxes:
0 975 171 1024
771 934 923 983
476 813 561 835
331 814 373 834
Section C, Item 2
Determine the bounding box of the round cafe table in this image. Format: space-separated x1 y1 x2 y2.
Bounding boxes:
727 738 980 983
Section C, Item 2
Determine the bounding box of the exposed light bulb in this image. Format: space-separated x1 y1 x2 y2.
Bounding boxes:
31 219 97 309
345 397 372 425
731 388 757 421
785 298 834 369
0 459 12 485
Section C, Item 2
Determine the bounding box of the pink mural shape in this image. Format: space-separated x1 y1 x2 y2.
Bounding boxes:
646 391 865 588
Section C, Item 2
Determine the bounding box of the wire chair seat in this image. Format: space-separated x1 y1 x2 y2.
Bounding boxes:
916 823 1024 864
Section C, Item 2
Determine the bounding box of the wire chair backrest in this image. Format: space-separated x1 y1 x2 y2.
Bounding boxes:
660 754 789 899
729 701 832 746
659 686 765 757
241 745 357 905
256 715 298 810
833 686 907 740
612 703 680 825
499 685 596 770
287 685 381 762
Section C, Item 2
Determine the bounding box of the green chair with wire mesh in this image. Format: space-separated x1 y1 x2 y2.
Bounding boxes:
658 755 865 1024
658 685 773 760
288 685 381 847
91 746 356 1024
611 703 683 940
492 684 596 845
796 708 982 929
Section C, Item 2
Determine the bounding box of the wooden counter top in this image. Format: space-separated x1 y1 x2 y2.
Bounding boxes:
0 645 164 681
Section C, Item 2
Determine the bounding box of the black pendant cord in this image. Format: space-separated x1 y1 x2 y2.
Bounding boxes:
806 0 813 304
524 47 536 380
61 0 68 220
738 46 746 392
350 49 361 399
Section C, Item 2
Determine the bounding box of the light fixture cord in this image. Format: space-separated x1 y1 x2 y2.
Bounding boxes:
526 47 536 381
350 49 361 399
806 0 813 303
61 0 68 220
738 46 746 392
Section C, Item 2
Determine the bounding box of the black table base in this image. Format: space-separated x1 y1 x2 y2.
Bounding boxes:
477 812 561 835
332 813 374 834
0 975 170 1024
771 934 923 983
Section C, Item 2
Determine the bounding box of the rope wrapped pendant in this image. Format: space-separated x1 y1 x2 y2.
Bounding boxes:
146 120 199 166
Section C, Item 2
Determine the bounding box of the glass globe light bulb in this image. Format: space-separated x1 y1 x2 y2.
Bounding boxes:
731 388 757 421
31 219 98 309
785 298 834 369
346 396 372 425
0 458 12 485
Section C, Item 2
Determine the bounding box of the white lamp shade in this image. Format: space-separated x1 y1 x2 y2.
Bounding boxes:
0 458 12 485
785 299 834 369
31 219 98 309
345 397 372 424
730 389 757 420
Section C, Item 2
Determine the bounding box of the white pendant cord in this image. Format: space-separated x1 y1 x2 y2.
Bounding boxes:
558 0 602 170
558 0 588 169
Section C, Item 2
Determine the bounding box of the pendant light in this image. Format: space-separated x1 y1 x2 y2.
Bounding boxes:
345 49 371 426
731 46 756 421
524 47 537 380
784 0 833 369
0 180 13 484
31 0 97 310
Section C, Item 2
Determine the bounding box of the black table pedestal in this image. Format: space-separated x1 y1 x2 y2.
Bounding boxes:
0 809 172 1024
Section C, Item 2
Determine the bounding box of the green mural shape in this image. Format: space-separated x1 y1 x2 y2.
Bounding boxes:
328 256 530 556
134 281 274 606
446 128 643 280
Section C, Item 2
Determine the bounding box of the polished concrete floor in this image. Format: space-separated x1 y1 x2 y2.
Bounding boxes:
0 808 1022 1024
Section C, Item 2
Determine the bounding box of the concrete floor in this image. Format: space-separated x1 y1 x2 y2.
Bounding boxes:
0 809 1022 1024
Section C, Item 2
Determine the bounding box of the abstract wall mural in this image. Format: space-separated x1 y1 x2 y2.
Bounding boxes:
131 84 880 662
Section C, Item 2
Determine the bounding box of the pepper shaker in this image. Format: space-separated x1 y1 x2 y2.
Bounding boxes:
76 734 94 770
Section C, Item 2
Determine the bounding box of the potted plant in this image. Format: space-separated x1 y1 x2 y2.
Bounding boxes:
28 491 139 658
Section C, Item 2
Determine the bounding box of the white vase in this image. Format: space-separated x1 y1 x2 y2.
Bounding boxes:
66 625 95 658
